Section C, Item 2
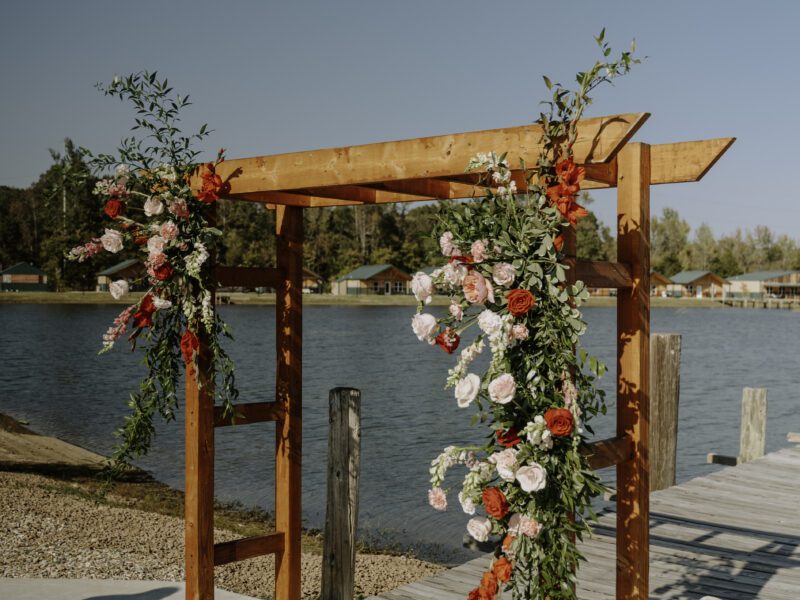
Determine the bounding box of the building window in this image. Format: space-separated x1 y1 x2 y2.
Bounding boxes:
393 281 405 293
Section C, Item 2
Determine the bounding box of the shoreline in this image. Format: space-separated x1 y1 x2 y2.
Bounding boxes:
0 290 733 309
0 413 444 598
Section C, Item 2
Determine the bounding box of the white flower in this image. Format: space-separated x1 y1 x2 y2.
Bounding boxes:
428 487 447 511
442 262 467 286
410 272 434 304
153 296 172 310
439 231 458 257
144 196 164 217
454 373 481 408
492 262 515 286
100 229 123 253
458 491 476 515
488 448 519 482
466 516 492 542
523 415 553 451
471 239 488 263
449 302 463 321
411 313 437 343
147 235 166 258
488 373 516 404
477 309 503 336
516 463 547 492
108 280 129 300
511 324 529 341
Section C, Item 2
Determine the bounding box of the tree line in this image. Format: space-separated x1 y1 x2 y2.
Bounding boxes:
1 140 797 291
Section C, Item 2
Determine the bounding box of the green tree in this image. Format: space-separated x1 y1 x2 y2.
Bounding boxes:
651 207 690 276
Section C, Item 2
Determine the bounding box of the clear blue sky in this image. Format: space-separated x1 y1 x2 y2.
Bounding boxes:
2 0 798 236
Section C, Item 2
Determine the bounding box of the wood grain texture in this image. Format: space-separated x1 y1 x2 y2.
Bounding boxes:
192 113 649 195
275 205 303 600
213 533 285 566
739 388 767 463
650 333 681 491
582 435 634 470
321 388 362 600
213 401 283 428
616 142 651 599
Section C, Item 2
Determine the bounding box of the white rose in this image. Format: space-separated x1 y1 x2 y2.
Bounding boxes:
466 516 492 542
492 262 516 286
516 463 547 492
477 309 503 336
488 448 518 482
454 373 481 408
410 272 434 304
471 239 488 263
511 324 529 341
144 196 164 217
411 313 438 343
439 231 458 257
488 373 516 404
442 262 467 286
108 280 129 300
147 235 166 258
153 296 172 310
458 491 476 515
100 229 123 253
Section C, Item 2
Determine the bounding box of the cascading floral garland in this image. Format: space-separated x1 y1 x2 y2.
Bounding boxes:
66 72 238 474
410 35 639 599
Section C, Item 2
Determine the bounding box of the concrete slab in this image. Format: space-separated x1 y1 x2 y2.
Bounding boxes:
0 578 260 600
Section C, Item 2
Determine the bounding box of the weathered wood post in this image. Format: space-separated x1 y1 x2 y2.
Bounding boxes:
649 333 681 491
321 387 362 600
738 387 767 463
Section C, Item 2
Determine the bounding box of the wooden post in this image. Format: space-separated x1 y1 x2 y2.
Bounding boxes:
275 205 303 600
738 387 767 463
649 333 681 491
616 142 650 599
185 314 215 599
321 388 362 600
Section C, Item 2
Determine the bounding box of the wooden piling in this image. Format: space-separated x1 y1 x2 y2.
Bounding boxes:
738 387 767 463
649 333 681 491
321 388 362 600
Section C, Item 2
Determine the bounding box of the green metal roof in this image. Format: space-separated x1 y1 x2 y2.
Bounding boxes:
669 270 726 285
0 262 46 276
97 258 142 276
337 264 400 281
728 270 796 282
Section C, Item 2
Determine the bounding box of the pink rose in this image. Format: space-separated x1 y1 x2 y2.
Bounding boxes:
449 302 463 321
488 373 516 404
516 463 547 492
439 231 459 257
428 487 447 511
160 220 179 241
463 271 490 304
471 239 488 263
168 198 190 219
508 513 543 538
511 324 529 341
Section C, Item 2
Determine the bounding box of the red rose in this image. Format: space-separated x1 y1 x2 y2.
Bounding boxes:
468 589 481 600
482 487 509 519
180 330 199 365
496 428 521 448
479 571 498 599
103 198 126 219
132 294 157 329
544 407 574 437
152 262 174 281
492 556 513 583
435 327 460 354
506 289 535 317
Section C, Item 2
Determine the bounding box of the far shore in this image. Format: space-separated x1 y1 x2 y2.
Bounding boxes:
0 290 731 309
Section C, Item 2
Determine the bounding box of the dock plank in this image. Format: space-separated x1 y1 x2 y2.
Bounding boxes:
368 446 800 599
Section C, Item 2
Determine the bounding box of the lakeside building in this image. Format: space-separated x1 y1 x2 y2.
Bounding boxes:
725 270 800 299
96 259 145 292
330 264 411 296
650 271 672 296
301 268 323 293
0 262 49 291
666 270 727 298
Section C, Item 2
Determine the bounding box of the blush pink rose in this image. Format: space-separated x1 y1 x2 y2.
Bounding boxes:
428 487 447 511
463 271 490 304
471 239 488 263
160 220 179 241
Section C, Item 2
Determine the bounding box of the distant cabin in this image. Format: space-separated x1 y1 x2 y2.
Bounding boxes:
726 270 800 300
666 270 727 298
96 259 145 291
650 271 672 297
0 262 49 291
331 264 411 296
301 268 323 293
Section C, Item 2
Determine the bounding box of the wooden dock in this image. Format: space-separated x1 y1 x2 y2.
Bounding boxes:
368 446 800 599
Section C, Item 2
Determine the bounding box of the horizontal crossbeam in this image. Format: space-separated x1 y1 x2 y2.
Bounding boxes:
213 532 285 566
574 260 633 289
582 435 634 470
214 401 283 427
215 266 279 289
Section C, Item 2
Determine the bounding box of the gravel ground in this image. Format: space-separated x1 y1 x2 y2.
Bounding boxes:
0 471 443 599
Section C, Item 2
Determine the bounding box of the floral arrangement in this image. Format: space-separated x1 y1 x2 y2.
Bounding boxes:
411 35 638 599
67 72 238 474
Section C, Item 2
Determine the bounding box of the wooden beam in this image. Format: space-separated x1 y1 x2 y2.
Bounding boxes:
650 138 735 185
365 178 482 200
274 205 303 600
616 142 651 599
213 533 284 566
215 266 279 289
295 185 430 204
582 435 634 470
194 113 649 195
573 260 632 289
213 401 283 427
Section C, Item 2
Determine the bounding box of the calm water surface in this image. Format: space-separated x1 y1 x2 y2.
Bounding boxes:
1 304 798 560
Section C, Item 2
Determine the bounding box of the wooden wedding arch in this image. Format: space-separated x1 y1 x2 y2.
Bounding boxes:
186 113 734 600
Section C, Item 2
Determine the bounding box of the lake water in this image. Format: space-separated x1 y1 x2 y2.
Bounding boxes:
1 303 798 561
